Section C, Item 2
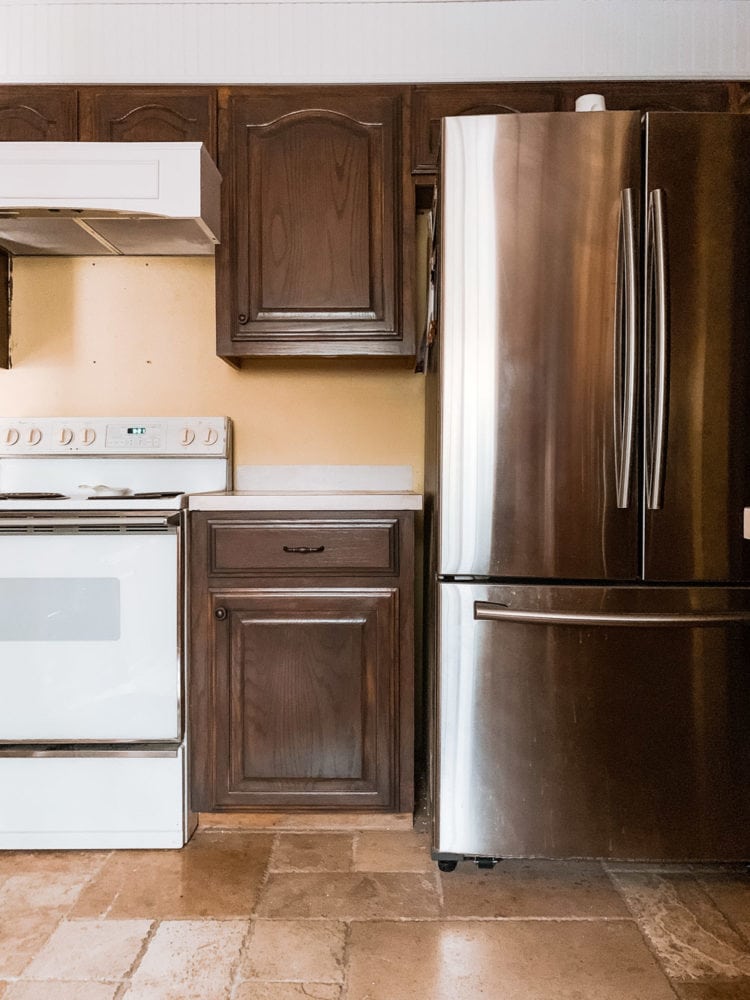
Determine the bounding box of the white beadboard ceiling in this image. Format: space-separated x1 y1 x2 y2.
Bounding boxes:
0 1 748 83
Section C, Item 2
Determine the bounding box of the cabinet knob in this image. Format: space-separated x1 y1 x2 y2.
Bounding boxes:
214 607 228 621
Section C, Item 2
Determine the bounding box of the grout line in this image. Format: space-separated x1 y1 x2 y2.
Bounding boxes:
227 915 256 1000
692 871 750 949
351 829 359 872
339 920 353 1000
112 917 160 1000
230 914 639 923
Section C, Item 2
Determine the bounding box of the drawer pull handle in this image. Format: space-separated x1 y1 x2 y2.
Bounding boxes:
214 607 228 621
283 545 325 554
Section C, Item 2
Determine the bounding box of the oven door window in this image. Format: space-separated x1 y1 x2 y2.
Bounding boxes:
0 531 179 742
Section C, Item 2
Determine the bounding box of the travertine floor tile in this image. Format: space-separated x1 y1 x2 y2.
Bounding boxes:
5 983 118 1000
123 920 246 1000
257 872 440 920
233 985 341 1000
21 919 151 981
672 982 750 1000
0 852 109 884
238 919 346 983
71 833 272 919
353 830 432 873
697 870 750 926
439 860 629 917
0 910 64 979
346 919 675 1000
440 859 629 918
0 870 90 911
0 869 93 979
610 871 750 980
270 834 353 873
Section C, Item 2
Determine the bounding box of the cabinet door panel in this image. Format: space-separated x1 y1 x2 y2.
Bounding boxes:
218 88 412 357
0 87 77 140
212 589 397 809
232 611 365 781
79 87 217 157
257 115 375 313
412 84 562 173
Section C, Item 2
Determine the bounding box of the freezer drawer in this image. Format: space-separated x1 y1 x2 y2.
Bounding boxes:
435 582 750 861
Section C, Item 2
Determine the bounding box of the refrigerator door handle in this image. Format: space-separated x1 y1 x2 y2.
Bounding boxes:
645 188 669 510
614 188 638 509
474 602 750 627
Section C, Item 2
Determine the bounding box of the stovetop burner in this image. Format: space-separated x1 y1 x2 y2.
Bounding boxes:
0 492 68 500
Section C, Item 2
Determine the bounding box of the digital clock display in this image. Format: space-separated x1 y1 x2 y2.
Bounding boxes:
127 427 147 435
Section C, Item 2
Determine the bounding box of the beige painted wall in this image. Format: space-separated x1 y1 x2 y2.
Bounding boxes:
0 258 426 488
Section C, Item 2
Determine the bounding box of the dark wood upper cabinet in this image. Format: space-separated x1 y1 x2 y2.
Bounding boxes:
217 87 414 359
730 82 750 113
0 86 77 140
411 84 563 173
78 87 217 157
560 81 730 113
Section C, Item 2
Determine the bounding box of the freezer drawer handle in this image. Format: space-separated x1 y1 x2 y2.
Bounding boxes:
474 602 750 627
614 188 637 509
645 187 669 510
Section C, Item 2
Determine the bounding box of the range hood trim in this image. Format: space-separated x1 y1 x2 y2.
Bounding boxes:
0 142 221 257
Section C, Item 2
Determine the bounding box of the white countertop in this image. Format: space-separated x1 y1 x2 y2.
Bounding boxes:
188 491 423 512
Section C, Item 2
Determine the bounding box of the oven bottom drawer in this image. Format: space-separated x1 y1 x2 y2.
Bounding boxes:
0 746 191 849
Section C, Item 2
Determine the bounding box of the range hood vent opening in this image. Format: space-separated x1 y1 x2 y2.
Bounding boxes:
0 142 221 256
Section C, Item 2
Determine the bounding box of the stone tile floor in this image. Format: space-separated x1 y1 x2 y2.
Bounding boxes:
0 825 749 999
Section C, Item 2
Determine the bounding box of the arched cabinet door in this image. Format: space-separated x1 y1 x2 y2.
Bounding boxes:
411 84 562 173
0 87 77 140
218 88 413 359
78 87 217 158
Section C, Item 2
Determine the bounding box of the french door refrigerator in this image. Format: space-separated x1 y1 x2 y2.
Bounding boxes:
430 111 750 866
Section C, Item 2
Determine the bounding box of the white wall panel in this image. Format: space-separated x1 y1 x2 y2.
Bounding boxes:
0 1 748 83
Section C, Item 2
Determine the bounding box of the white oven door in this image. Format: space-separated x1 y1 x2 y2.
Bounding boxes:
0 517 180 742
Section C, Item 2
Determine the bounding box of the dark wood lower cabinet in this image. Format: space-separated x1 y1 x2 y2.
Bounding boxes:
189 511 414 813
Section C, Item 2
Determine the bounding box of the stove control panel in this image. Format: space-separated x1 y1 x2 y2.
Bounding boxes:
0 417 230 457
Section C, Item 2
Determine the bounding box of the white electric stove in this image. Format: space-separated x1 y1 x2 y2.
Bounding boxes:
0 416 231 849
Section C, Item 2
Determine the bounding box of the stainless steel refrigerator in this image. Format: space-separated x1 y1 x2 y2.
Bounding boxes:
427 111 750 867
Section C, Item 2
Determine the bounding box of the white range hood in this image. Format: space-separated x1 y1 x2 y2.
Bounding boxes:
0 142 221 256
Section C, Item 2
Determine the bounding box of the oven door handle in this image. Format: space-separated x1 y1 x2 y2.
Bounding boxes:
0 515 179 532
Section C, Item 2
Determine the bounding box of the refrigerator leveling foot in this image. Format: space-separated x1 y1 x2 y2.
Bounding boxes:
434 855 501 872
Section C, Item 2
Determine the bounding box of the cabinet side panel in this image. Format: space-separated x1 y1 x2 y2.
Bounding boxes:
187 514 216 812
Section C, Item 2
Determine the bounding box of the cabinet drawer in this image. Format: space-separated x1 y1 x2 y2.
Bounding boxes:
209 519 398 575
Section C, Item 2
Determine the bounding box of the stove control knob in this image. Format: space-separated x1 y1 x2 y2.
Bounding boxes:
27 428 42 446
180 428 196 447
58 427 74 446
81 428 96 446
3 428 20 446
204 428 219 446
